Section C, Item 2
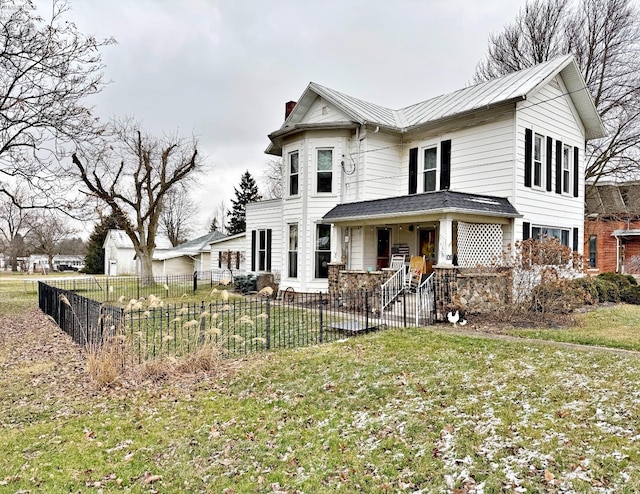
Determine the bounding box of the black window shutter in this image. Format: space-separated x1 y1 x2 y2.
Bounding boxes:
523 221 531 240
236 251 240 270
251 230 256 271
524 129 532 187
546 136 553 192
218 251 222 269
440 140 451 191
573 146 579 197
266 229 272 271
408 148 418 194
573 227 579 252
555 140 562 194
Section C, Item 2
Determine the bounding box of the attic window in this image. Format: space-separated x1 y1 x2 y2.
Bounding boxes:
321 106 328 116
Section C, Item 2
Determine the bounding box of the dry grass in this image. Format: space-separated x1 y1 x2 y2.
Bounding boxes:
86 337 127 389
174 342 223 373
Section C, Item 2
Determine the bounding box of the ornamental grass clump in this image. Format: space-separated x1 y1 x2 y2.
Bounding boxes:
86 336 127 389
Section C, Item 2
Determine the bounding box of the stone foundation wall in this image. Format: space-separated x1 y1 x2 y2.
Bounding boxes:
328 264 393 312
435 266 513 318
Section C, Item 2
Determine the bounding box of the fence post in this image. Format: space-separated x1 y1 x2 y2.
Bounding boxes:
106 277 110 302
193 271 198 293
265 297 271 350
137 276 140 300
319 295 324 343
403 285 407 327
199 300 205 345
365 290 369 331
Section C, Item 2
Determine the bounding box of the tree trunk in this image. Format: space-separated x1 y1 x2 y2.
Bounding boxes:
139 252 155 285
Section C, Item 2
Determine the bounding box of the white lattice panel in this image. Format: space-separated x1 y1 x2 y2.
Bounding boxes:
457 222 503 267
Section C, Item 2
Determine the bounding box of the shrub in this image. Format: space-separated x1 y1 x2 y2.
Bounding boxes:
530 279 585 314
621 287 640 305
594 278 620 303
568 277 598 305
234 274 257 294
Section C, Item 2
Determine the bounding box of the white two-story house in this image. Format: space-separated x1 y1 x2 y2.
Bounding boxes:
246 55 605 293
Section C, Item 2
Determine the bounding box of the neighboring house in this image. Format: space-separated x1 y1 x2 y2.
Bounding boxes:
209 232 247 278
27 254 84 273
103 229 172 276
152 231 226 276
585 182 640 274
247 55 605 292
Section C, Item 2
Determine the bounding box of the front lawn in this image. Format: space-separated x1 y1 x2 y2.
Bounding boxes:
505 304 640 351
1 311 640 492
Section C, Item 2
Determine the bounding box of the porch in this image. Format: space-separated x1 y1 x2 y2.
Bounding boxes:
328 262 513 324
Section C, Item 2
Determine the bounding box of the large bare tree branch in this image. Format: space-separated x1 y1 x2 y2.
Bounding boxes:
70 119 202 282
475 0 640 187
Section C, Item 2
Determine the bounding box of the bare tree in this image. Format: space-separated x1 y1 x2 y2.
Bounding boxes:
0 184 34 271
206 200 227 235
475 0 640 185
71 119 202 282
0 0 114 204
28 209 76 271
261 158 283 199
160 186 198 246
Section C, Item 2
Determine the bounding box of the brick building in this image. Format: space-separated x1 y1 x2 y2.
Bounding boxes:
585 183 640 274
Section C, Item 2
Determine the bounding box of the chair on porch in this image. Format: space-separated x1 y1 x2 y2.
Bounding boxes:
405 255 426 291
389 254 405 272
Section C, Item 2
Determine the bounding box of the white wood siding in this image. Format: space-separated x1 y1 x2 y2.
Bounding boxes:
357 132 403 200
210 236 247 274
515 79 586 252
246 199 283 275
302 97 349 124
401 113 515 199
449 115 515 197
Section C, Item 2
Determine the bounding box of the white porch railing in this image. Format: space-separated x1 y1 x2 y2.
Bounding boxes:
415 272 435 325
380 266 406 313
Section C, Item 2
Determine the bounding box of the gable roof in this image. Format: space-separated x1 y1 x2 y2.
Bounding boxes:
209 232 245 245
103 229 173 250
268 55 605 155
323 190 521 222
153 231 227 261
586 182 640 218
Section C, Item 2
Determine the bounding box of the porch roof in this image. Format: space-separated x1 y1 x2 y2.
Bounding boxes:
611 229 640 237
322 190 521 222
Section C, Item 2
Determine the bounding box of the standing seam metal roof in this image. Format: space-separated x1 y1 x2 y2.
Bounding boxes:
273 55 605 144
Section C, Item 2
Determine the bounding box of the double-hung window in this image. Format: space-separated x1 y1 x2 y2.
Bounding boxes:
288 224 298 278
317 149 333 193
533 133 544 188
562 145 571 194
531 226 569 247
258 230 267 271
289 151 299 196
315 224 331 278
589 235 597 268
423 146 437 192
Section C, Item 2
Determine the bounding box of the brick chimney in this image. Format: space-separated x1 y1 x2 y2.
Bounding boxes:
285 101 297 119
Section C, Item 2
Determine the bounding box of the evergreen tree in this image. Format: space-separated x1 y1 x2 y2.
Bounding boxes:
209 216 219 233
227 171 261 235
82 210 126 274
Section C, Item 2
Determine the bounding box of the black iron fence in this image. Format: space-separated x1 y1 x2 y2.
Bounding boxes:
39 282 416 364
38 271 232 303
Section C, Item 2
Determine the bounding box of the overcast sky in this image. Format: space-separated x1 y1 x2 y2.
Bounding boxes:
51 0 528 235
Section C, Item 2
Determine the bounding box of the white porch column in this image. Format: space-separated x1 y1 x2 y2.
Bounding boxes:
437 217 455 266
333 225 343 264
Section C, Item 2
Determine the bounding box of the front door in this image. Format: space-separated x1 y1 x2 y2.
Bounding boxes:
419 229 436 274
377 229 390 270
